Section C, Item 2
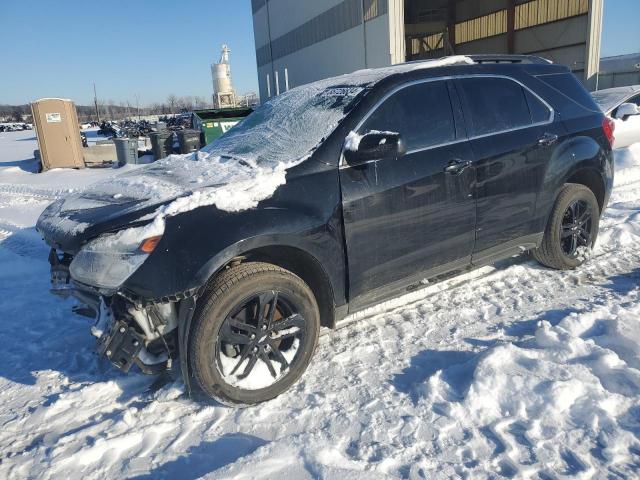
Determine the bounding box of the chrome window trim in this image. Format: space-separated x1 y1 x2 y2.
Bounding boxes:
339 74 555 168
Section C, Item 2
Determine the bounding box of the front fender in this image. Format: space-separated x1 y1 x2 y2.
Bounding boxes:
122 166 345 305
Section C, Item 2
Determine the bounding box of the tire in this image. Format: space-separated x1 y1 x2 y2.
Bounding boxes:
533 183 600 270
189 262 320 406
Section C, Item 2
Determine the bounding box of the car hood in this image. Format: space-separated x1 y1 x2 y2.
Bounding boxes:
36 150 281 253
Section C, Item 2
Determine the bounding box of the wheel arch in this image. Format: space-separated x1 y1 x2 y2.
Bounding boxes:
235 245 337 329
537 134 612 231
195 237 342 330
565 167 606 212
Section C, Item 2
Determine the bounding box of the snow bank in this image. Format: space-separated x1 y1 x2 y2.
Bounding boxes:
418 299 640 476
597 143 640 252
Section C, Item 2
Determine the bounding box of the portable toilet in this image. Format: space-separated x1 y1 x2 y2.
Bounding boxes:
31 98 85 170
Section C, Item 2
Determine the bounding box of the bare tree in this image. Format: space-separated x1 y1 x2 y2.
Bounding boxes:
167 94 178 114
11 107 23 122
194 96 207 109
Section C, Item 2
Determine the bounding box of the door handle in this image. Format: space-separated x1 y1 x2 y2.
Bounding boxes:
444 159 472 175
538 132 558 146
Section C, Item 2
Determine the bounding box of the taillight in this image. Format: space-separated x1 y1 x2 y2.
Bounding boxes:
602 116 615 147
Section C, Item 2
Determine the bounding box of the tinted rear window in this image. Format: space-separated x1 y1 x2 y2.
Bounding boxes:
536 73 600 112
458 77 532 136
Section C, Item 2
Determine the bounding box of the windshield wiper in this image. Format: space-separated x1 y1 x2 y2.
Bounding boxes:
220 154 257 169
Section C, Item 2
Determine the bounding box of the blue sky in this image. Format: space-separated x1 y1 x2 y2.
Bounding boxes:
0 0 259 106
1 0 638 106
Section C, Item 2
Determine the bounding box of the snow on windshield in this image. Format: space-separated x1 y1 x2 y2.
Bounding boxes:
201 83 366 168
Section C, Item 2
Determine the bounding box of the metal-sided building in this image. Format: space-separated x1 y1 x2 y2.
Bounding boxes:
597 53 640 90
252 0 604 100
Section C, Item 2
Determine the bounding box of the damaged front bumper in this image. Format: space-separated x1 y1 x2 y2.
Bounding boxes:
48 248 176 375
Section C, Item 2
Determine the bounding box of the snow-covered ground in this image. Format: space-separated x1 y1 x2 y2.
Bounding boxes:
0 129 639 479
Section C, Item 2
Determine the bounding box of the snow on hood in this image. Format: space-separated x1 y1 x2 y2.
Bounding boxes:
39 56 475 240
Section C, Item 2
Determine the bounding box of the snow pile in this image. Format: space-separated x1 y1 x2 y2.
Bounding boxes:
597 142 640 251
344 130 398 152
344 131 363 152
419 301 640 476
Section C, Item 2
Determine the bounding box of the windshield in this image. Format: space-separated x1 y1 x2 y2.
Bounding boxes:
201 82 366 168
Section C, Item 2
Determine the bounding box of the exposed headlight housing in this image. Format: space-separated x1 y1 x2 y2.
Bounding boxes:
70 221 164 290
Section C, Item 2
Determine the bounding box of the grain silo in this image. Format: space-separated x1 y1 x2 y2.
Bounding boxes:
211 44 237 108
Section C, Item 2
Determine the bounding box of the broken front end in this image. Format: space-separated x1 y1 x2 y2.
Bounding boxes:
49 248 179 374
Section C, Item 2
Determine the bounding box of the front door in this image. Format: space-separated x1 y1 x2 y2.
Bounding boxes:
339 79 476 309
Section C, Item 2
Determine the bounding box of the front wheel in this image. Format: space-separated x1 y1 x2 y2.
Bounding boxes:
189 262 320 406
533 183 600 270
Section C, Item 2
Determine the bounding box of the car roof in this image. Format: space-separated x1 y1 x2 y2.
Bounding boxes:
297 55 564 93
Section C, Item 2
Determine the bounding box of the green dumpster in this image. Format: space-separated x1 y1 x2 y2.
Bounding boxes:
192 107 253 145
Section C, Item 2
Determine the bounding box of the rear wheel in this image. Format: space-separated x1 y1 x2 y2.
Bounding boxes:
533 183 600 270
189 262 320 406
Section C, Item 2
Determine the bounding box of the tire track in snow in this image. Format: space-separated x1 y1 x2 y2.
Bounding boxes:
0 184 62 202
0 220 49 260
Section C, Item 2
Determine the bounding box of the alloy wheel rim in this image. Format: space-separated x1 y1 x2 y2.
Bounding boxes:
215 290 306 390
560 200 593 257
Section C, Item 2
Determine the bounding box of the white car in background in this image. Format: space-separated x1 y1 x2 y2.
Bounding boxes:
592 85 640 149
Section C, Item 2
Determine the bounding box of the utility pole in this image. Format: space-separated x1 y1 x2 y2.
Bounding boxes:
134 93 140 120
93 82 101 123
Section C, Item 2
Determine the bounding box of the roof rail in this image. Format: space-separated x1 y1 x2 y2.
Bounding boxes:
468 54 552 65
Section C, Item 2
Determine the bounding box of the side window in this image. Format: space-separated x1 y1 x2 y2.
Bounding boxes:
459 77 532 136
525 89 552 123
628 94 640 108
359 81 455 151
536 72 600 112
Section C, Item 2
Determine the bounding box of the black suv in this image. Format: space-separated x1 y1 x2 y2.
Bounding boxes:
37 55 614 405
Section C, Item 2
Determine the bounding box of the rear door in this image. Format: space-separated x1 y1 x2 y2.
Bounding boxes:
340 79 476 307
455 76 560 260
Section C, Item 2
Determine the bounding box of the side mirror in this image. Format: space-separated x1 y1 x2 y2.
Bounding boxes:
343 131 406 166
614 102 640 120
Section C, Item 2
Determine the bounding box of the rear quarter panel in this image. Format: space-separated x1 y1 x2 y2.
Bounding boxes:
530 73 613 231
